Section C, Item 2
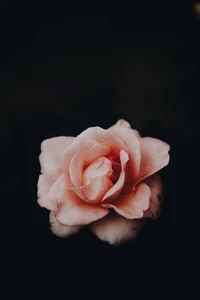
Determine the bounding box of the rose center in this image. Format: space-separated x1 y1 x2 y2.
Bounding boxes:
107 155 121 182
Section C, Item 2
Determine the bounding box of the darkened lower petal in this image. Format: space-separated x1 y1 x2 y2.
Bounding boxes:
90 211 145 246
49 212 82 238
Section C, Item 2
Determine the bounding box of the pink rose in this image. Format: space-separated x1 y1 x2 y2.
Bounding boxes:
37 119 170 245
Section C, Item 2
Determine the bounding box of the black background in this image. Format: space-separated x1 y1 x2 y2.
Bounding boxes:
1 0 198 284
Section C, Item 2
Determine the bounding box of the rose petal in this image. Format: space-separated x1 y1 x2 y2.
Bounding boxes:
69 142 111 187
48 173 72 204
39 136 75 173
49 212 82 238
63 139 96 176
76 126 126 156
143 174 164 219
49 174 110 226
110 119 132 129
37 168 62 211
83 157 112 183
109 119 141 138
101 150 129 203
102 183 151 219
82 176 113 203
90 211 145 246
138 137 170 182
109 126 141 182
56 195 110 226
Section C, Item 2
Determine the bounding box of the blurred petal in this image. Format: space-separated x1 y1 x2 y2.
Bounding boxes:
138 137 170 182
102 150 129 202
49 212 82 238
37 168 62 211
39 136 75 173
102 183 150 219
90 211 145 246
143 174 165 219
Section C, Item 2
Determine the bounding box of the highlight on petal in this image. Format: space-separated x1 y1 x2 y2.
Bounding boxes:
39 136 75 173
90 211 145 246
143 174 165 219
83 157 113 184
82 176 113 203
102 150 129 203
102 183 151 219
37 168 62 211
138 137 170 182
49 212 82 238
109 126 141 182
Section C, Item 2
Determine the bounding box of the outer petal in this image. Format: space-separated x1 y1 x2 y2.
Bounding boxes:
39 136 75 173
76 126 126 156
110 119 132 129
143 174 164 219
137 137 170 182
90 211 145 246
49 212 82 238
37 168 62 211
109 118 141 139
49 174 109 226
101 150 129 203
109 126 141 182
102 183 151 219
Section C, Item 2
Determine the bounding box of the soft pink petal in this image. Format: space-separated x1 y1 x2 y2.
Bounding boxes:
69 143 111 187
137 137 170 182
48 173 72 204
143 174 164 219
49 173 109 226
63 139 96 177
83 157 112 184
56 194 109 226
109 126 141 182
76 126 126 156
90 211 145 246
37 168 62 211
49 212 82 238
82 176 113 203
109 119 141 138
101 150 129 203
39 136 75 173
102 183 151 219
110 119 132 129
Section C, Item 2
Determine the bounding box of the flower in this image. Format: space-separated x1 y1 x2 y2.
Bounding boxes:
37 119 170 245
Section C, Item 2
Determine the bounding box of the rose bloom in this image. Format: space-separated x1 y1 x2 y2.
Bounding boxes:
37 119 170 245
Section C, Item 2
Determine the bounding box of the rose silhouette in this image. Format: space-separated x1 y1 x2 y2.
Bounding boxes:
37 119 170 245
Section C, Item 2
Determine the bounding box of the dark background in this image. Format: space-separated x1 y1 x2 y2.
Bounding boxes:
1 1 198 281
